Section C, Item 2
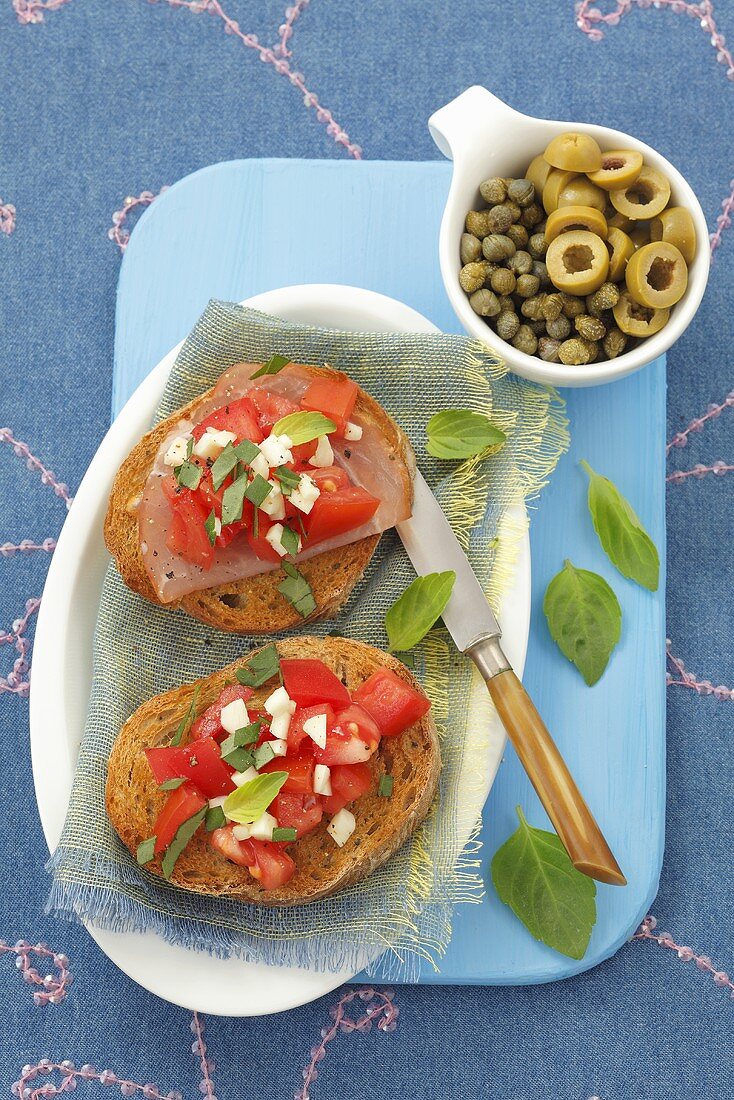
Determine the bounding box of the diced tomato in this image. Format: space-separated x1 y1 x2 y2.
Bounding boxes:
353 669 431 737
308 466 350 494
290 439 318 466
305 486 380 545
145 737 235 800
152 783 207 855
300 376 358 436
197 471 250 548
271 791 323 838
321 763 373 816
246 514 284 563
287 703 336 752
191 683 254 741
260 752 314 794
208 826 251 867
280 658 351 711
192 397 263 444
314 728 375 766
333 703 381 749
248 388 299 433
165 490 215 570
239 838 296 888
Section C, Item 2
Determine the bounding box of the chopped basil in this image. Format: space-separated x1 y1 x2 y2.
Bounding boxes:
159 777 188 791
272 826 297 842
253 741 276 769
272 410 337 445
273 466 300 495
186 436 194 458
234 439 262 465
210 442 239 490
223 771 289 824
174 459 202 490
236 644 281 688
379 774 394 798
244 474 273 508
223 720 262 750
221 746 255 771
205 806 227 832
278 562 316 618
251 354 290 380
252 506 259 538
170 685 200 747
136 836 157 865
204 508 218 546
280 525 300 557
221 471 249 525
161 807 207 880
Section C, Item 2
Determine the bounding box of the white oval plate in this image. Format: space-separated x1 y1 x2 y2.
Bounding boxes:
30 285 530 1017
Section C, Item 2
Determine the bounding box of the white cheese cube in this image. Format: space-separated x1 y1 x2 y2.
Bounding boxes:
344 421 363 441
265 521 301 557
289 473 321 515
233 811 277 842
249 450 269 480
327 808 356 847
269 712 291 740
264 686 295 717
230 766 259 789
302 712 328 749
259 433 294 468
163 436 191 467
214 517 222 537
220 697 249 735
308 435 335 468
268 737 288 757
193 427 237 461
207 795 228 809
313 763 332 795
260 489 286 523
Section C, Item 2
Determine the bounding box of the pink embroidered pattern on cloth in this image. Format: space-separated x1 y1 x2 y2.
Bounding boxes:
1 938 71 1006
634 916 734 996
1 200 16 234
108 189 169 253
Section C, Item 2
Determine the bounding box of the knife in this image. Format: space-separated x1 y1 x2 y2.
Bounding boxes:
397 471 626 887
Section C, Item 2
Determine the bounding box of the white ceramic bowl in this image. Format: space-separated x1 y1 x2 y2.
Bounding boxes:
429 86 710 388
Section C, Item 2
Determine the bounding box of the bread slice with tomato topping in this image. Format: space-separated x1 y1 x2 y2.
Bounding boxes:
104 361 414 634
105 637 440 906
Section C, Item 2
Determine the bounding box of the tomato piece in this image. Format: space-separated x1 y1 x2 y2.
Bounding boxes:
248 388 299 433
321 762 373 815
191 683 254 741
239 838 296 888
300 376 358 436
305 487 380 545
287 703 336 752
260 752 314 794
165 491 215 570
192 397 263 444
353 669 431 737
246 514 284 563
314 728 374 766
271 791 323 838
152 783 207 855
280 658 351 710
208 826 251 867
333 703 381 748
145 737 235 800
308 466 351 494
290 439 318 466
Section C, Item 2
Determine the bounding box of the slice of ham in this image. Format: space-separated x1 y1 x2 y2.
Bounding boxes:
137 363 413 603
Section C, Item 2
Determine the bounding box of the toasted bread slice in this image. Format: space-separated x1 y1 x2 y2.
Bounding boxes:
104 363 414 633
106 637 441 906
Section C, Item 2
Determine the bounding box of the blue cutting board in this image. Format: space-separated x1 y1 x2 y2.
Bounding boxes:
113 159 665 986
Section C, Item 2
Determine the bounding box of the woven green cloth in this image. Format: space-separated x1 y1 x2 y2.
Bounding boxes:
47 301 568 977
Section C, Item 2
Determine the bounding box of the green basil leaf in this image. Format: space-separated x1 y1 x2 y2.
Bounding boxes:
170 685 200 746
223 771 288 825
204 508 217 546
379 775 394 798
221 746 255 771
136 836 157 866
236 645 281 688
491 806 597 960
385 571 456 651
220 721 262 754
280 525 300 557
426 410 506 460
278 561 316 618
252 742 276 769
543 560 621 686
185 437 194 458
272 826 297 842
234 439 262 465
251 354 290 380
205 806 226 832
581 460 659 592
161 807 207 880
159 777 187 791
272 411 337 445
274 466 301 495
221 471 249 525
244 473 273 508
211 442 239 490
174 459 202 490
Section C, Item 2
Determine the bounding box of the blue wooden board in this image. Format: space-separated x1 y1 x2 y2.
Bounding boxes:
113 159 665 986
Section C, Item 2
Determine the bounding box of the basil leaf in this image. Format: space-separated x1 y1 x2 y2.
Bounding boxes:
236 645 281 688
221 471 249 525
543 560 621 686
251 354 290 380
272 826 297 842
280 525 300 557
159 777 187 791
274 466 301 495
211 442 239 490
174 459 202 490
272 411 336 445
426 410 506 460
385 571 456 651
205 806 226 832
220 721 262 754
253 742 276 769
234 439 261 466
136 836 157 866
170 685 200 746
278 561 316 618
379 775 394 798
221 746 255 771
186 436 194 459
161 807 207 880
581 460 659 592
223 771 288 824
244 474 273 508
491 806 597 960
204 509 217 546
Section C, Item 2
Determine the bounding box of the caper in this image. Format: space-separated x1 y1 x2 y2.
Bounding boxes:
532 260 551 287
528 232 548 259
498 295 515 312
459 261 492 293
520 294 546 320
495 310 520 342
507 223 529 249
538 336 561 362
460 233 483 264
512 325 538 356
482 233 516 262
503 200 522 222
528 319 547 336
560 292 585 318
558 337 596 365
603 327 628 359
479 177 508 205
486 204 515 234
507 178 535 207
575 314 607 341
541 292 564 321
508 250 533 276
490 268 516 295
465 209 494 237
519 202 544 228
516 274 541 299
469 289 501 317
546 313 572 340
587 282 620 315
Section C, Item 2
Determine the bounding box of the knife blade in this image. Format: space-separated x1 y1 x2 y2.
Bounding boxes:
397 471 626 887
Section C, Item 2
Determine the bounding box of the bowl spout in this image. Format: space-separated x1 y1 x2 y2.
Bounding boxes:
428 86 526 162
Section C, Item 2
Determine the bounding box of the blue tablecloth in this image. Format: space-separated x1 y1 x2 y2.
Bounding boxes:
1 2 732 1097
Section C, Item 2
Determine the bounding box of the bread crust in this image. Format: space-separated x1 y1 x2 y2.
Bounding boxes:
104 364 414 633
106 637 441 906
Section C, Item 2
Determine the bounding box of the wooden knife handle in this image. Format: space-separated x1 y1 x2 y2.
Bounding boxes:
486 669 626 886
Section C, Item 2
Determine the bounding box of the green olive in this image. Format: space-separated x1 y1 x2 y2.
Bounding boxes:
607 210 634 232
545 205 608 243
606 227 635 281
542 169 579 215
587 149 644 191
545 230 610 296
556 177 607 212
629 223 651 250
613 290 670 336
609 165 671 220
649 206 697 264
526 154 553 197
625 241 688 309
544 131 603 173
